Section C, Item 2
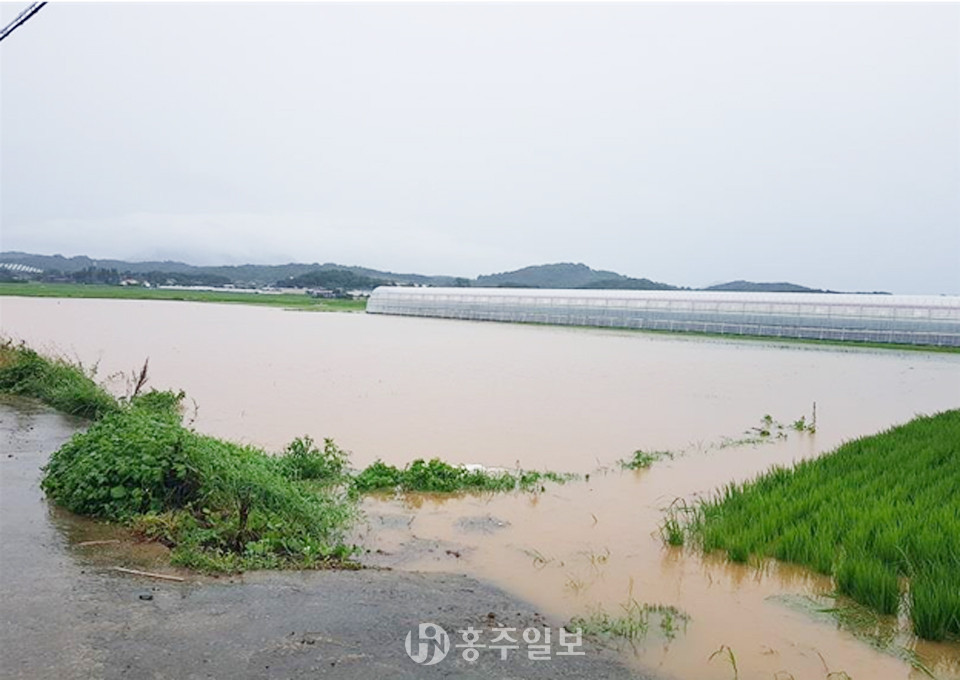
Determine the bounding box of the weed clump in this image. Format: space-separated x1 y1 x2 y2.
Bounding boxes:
352 458 576 494
41 392 357 572
275 436 350 483
620 449 673 470
0 340 117 419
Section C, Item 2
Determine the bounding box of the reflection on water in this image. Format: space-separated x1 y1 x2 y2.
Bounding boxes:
3 297 959 679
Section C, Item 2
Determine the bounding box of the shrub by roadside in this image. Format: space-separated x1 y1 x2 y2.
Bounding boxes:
0 340 117 419
41 392 358 572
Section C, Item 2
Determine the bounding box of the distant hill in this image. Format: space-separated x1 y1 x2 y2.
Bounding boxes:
0 252 457 288
705 280 826 293
477 263 638 289
705 280 891 295
276 269 391 291
477 263 677 290
2 252 875 293
579 277 677 291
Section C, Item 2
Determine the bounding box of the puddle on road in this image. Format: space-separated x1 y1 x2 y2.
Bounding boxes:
48 505 182 574
4 297 960 679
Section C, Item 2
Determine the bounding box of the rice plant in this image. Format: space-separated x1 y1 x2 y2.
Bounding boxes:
708 644 739 679
689 410 960 641
659 498 694 547
570 599 689 643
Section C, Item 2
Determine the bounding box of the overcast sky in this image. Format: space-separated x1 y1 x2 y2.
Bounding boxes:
1 2 958 293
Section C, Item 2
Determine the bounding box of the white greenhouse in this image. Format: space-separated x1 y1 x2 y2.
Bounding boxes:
367 288 960 347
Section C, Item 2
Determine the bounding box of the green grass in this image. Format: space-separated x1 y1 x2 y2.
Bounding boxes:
0 340 118 419
352 458 577 494
0 281 366 311
689 410 960 640
41 392 359 572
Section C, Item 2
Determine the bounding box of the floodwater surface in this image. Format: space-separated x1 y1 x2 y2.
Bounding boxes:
2 297 959 679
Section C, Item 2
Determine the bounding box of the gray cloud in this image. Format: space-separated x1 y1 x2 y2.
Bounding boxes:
2 2 958 292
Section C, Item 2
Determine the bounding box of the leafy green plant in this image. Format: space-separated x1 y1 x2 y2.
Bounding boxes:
276 436 349 483
351 459 404 492
41 390 358 572
351 458 576 494
41 394 190 519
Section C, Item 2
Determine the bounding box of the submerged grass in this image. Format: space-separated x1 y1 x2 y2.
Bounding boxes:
571 599 690 643
352 458 577 494
689 410 960 640
620 449 674 470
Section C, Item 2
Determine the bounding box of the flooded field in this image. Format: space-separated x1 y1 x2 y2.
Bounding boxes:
3 297 959 679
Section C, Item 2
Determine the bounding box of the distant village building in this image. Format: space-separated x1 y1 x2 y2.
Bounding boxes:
306 287 336 298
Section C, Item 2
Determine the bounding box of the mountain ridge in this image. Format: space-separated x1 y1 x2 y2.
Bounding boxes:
0 251 881 293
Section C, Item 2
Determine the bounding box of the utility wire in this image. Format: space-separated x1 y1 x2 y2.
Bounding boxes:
0 2 47 44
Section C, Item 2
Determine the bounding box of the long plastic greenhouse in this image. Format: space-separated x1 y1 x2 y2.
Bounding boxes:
367 288 960 347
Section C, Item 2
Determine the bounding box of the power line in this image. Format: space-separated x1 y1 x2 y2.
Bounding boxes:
0 2 47 44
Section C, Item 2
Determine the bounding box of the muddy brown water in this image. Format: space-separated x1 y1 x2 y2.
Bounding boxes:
3 297 959 680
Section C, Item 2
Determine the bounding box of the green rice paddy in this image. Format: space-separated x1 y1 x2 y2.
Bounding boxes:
690 410 960 641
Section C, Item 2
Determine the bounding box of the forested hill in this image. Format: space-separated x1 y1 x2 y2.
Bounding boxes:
704 280 825 293
1 252 868 292
475 262 677 290
0 252 458 287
